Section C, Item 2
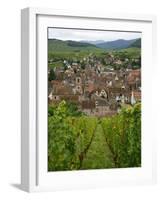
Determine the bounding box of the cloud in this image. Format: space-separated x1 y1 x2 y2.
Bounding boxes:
48 28 141 41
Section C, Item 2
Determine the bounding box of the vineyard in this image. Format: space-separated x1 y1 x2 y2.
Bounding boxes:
48 101 141 171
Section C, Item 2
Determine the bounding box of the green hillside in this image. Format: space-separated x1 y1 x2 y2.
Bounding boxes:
48 38 141 69
48 39 102 53
129 38 141 48
48 39 105 68
116 47 141 57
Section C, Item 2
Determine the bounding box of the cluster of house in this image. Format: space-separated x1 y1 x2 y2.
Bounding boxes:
48 59 141 117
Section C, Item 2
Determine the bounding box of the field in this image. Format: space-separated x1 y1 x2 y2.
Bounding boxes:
48 101 141 171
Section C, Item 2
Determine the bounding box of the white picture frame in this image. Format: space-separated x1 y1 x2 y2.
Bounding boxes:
21 7 157 192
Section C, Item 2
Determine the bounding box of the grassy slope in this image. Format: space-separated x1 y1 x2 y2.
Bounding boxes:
48 39 103 52
48 47 141 69
48 39 105 68
113 47 141 58
81 124 114 169
48 38 141 69
129 38 141 48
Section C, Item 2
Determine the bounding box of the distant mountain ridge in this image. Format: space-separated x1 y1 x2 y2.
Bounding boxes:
96 39 139 50
80 40 105 45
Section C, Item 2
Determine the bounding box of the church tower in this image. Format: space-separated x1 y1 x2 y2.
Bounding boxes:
75 77 83 94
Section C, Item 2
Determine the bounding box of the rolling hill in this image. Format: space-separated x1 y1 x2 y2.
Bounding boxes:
128 38 141 48
48 38 141 53
48 39 102 52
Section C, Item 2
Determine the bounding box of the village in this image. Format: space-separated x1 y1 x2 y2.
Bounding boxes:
48 53 141 117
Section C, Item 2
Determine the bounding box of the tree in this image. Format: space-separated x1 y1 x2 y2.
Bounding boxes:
81 61 86 70
48 69 56 81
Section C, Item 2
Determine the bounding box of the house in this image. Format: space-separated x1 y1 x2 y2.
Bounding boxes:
130 90 141 105
132 91 141 103
127 69 141 90
81 100 95 115
99 89 108 98
95 98 117 117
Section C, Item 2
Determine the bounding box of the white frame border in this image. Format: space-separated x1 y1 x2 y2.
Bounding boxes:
21 7 157 192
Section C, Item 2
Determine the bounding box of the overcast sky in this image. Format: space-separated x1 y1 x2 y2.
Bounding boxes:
48 28 141 42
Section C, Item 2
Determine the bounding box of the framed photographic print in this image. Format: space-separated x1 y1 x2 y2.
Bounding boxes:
21 7 156 192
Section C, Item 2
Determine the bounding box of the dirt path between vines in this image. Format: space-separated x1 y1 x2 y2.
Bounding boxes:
81 124 115 169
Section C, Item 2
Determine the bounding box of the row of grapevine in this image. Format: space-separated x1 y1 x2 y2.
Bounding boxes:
48 100 141 171
101 103 141 168
72 116 98 169
48 101 98 171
